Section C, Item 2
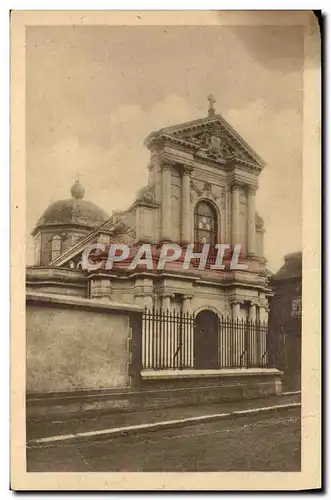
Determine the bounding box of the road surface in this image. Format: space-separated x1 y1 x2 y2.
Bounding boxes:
27 407 301 472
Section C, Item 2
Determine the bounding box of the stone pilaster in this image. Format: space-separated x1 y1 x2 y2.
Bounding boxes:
231 301 241 320
134 292 153 309
247 185 257 257
134 278 154 309
231 183 240 246
182 294 193 314
260 306 270 324
162 294 172 310
181 165 192 244
161 162 172 242
248 300 259 321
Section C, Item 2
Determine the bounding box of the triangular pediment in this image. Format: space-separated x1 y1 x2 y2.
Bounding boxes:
146 115 266 169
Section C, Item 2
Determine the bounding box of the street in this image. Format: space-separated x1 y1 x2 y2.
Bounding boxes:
27 407 301 472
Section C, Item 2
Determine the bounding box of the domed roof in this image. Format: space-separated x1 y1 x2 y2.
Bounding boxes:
32 180 110 235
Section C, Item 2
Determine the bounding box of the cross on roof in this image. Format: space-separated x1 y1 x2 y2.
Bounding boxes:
207 94 216 116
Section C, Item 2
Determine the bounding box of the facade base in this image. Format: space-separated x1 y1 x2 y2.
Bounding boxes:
27 368 283 420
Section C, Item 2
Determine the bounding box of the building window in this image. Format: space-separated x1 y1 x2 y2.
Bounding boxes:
194 200 217 247
50 235 62 261
291 298 302 319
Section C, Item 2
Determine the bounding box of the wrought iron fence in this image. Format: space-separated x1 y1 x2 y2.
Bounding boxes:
142 308 194 370
142 307 268 370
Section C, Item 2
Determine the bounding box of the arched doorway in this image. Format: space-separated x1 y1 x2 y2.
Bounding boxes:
194 310 219 369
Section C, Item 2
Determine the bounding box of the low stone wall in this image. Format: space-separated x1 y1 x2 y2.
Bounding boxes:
26 368 283 419
26 292 143 394
26 292 283 419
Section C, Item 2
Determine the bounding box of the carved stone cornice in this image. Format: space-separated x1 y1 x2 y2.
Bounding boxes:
233 157 263 173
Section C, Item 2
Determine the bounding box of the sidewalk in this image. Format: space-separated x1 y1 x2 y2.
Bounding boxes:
27 391 300 444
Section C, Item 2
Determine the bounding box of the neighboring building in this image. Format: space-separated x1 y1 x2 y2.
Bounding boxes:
269 251 302 389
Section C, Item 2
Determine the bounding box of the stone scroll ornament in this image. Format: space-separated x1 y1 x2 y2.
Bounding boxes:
108 217 136 245
190 180 225 211
135 185 157 204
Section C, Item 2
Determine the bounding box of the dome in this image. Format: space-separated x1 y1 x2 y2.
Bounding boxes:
32 181 110 235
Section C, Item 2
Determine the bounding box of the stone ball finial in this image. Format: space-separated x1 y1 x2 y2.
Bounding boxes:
71 180 85 199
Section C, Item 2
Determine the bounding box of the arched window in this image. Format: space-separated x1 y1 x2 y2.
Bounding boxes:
194 200 217 248
50 235 62 261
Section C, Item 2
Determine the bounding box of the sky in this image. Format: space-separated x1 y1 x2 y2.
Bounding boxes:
26 25 304 272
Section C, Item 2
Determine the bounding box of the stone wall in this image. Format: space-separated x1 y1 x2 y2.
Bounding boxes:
26 293 143 394
27 369 283 419
26 267 87 298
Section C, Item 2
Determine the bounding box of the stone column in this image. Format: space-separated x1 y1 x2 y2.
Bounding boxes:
232 301 241 320
182 294 192 314
182 295 193 367
231 300 242 366
181 166 192 244
134 293 153 309
247 185 257 257
231 183 240 245
162 294 171 311
260 306 269 324
248 302 257 321
249 301 258 365
134 278 154 309
161 162 172 242
265 308 269 324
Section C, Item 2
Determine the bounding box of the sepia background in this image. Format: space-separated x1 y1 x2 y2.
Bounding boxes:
25 24 303 272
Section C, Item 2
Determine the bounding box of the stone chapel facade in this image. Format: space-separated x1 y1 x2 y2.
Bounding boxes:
27 101 271 323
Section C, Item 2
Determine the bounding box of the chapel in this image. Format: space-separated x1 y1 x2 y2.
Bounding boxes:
27 97 271 323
